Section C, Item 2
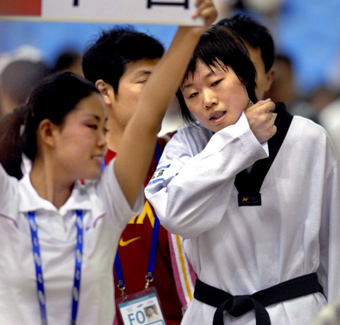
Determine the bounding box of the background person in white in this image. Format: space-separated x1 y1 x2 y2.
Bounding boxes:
145 25 340 324
0 1 218 323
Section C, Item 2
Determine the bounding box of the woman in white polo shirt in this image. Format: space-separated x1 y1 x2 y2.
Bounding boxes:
0 2 218 324
0 72 145 325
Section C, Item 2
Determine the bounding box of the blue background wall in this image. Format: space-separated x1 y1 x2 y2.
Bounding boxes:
1 0 340 95
0 20 177 67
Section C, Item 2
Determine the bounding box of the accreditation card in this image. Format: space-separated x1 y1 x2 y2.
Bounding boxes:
117 287 166 325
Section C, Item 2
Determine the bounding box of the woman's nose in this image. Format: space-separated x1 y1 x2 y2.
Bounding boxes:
98 130 107 148
203 89 217 108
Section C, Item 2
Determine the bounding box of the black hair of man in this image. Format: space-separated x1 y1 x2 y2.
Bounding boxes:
82 26 165 93
55 50 81 72
274 53 293 67
217 14 275 72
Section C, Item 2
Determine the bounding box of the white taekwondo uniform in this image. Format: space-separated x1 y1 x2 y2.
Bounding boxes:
145 104 340 324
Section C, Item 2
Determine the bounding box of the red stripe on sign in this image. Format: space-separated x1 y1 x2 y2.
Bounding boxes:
0 0 42 16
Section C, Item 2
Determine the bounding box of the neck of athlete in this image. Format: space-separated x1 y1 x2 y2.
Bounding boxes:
30 155 74 210
105 108 126 154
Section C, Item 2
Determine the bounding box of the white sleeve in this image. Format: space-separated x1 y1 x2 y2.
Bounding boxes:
145 113 268 239
96 159 144 231
0 164 17 207
317 153 340 303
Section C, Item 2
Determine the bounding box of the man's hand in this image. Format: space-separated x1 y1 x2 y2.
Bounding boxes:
245 99 277 143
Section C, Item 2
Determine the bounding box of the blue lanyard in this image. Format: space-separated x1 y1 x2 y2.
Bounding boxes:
114 140 162 296
28 210 84 325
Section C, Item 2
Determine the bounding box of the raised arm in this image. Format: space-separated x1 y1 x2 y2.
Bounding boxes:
145 113 269 238
114 0 218 208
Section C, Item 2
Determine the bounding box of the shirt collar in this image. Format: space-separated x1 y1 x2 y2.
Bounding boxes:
19 174 92 214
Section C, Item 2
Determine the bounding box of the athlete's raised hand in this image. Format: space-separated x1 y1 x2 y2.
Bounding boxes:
245 98 277 143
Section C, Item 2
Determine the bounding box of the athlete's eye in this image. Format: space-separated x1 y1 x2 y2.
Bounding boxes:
189 92 198 99
211 79 222 87
87 124 98 130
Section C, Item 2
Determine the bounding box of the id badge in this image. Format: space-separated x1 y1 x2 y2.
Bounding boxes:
116 287 166 325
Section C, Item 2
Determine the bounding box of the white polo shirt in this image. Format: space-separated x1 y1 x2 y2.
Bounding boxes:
0 160 144 325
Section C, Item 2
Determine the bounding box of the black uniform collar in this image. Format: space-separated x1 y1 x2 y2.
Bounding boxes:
235 102 293 206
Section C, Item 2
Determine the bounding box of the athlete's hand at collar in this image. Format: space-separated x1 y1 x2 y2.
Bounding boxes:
245 98 277 144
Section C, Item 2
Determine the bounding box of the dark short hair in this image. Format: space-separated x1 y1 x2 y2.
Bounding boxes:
217 14 275 72
82 26 164 93
22 72 100 161
55 49 81 72
177 25 257 124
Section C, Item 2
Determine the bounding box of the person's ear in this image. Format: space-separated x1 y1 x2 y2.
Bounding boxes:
37 119 59 148
265 68 275 93
96 79 114 106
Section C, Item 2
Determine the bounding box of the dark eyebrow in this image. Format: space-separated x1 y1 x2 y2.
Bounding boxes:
134 70 152 78
182 82 193 90
182 70 217 90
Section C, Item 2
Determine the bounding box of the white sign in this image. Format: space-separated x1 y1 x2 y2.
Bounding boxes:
0 0 203 25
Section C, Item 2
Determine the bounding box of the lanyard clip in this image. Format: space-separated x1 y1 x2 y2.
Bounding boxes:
145 272 154 289
117 280 127 300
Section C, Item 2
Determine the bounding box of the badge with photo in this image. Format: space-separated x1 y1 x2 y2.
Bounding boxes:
117 287 166 325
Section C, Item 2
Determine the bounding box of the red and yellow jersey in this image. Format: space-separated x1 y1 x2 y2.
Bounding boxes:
108 134 183 325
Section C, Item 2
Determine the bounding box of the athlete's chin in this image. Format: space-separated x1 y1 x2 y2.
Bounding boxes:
212 118 240 133
211 123 230 133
